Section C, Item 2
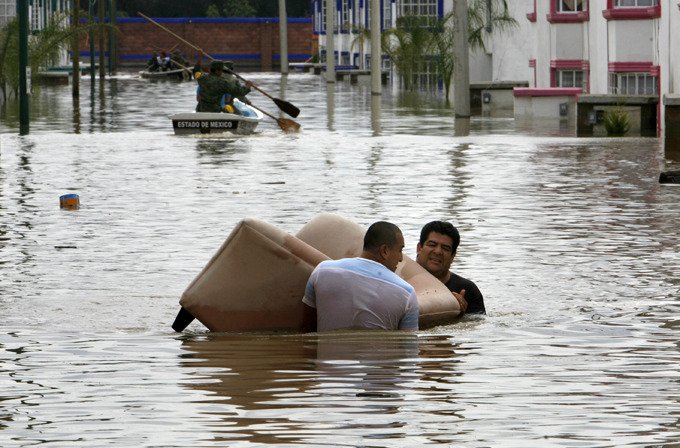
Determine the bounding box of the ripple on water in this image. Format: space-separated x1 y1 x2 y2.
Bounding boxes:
1 71 679 447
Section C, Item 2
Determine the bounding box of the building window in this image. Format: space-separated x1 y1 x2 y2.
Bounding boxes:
614 0 657 6
548 0 589 22
603 0 660 19
341 0 350 30
557 0 586 13
609 73 657 95
383 0 392 29
399 0 438 25
319 0 327 33
557 70 584 88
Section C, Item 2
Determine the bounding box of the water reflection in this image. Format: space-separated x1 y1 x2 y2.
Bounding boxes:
454 116 470 136
179 333 464 446
371 94 381 136
1 70 679 447
326 82 335 131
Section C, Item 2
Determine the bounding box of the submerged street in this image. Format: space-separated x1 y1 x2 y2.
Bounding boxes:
1 71 679 447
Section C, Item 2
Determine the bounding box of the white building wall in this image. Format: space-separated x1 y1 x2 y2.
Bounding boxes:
668 0 679 94
534 0 551 88
487 0 532 83
587 10 607 94
552 24 584 60
610 20 655 62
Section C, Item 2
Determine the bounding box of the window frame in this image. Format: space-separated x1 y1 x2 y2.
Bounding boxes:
547 0 590 23
603 0 660 20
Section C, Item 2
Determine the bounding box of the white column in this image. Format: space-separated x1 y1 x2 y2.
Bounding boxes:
279 0 289 75
325 0 335 82
454 0 470 117
370 0 381 95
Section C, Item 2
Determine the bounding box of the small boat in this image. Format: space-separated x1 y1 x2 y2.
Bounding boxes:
169 100 264 136
139 67 193 81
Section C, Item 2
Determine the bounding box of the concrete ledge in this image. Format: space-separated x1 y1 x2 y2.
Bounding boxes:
514 87 582 97
37 71 69 85
472 81 528 91
578 94 658 105
663 94 680 106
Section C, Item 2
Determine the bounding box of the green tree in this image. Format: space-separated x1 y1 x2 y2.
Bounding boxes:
206 4 222 18
349 25 370 69
0 12 89 101
223 0 256 18
381 16 434 91
381 0 518 95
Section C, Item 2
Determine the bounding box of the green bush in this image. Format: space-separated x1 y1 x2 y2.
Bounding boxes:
603 107 631 137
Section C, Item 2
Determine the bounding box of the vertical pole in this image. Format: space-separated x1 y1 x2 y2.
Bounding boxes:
108 0 116 74
18 0 30 135
454 0 470 117
72 0 80 97
325 0 335 82
98 0 105 80
279 0 288 75
89 0 95 96
370 0 381 95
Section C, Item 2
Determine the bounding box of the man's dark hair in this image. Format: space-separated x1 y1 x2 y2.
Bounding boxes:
419 221 460 254
363 221 401 252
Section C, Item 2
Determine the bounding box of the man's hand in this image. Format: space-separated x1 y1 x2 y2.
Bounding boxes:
453 289 468 315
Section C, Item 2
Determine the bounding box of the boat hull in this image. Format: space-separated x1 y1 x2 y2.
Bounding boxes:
170 111 262 135
139 68 192 80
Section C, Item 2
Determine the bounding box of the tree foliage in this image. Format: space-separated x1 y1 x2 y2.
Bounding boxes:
381 0 518 95
221 0 256 18
0 12 91 100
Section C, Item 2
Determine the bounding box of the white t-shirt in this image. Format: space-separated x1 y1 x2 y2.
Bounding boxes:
303 258 419 332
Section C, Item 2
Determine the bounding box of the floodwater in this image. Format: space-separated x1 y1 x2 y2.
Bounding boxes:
1 70 679 447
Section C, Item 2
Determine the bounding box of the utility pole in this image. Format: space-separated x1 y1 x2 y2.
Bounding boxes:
325 0 335 82
17 0 29 135
98 0 105 81
89 0 95 96
72 0 80 97
370 0 381 95
454 0 470 117
109 0 117 74
279 0 288 75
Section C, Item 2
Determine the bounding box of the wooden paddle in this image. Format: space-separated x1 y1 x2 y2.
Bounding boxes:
169 58 301 133
138 12 301 118
249 104 301 133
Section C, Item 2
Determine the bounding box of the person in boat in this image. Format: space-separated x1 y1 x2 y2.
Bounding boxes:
146 51 160 72
193 58 253 114
170 50 190 71
157 51 172 71
415 220 486 315
217 60 255 115
301 221 419 332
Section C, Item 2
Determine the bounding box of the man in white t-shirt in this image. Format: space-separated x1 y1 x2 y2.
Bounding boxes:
302 221 419 332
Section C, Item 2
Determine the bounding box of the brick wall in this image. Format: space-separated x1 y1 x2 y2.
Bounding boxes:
82 17 314 70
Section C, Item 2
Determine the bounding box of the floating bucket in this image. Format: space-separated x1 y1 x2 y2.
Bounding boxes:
59 194 80 210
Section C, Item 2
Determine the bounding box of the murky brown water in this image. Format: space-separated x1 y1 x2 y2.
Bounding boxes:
1 70 679 447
